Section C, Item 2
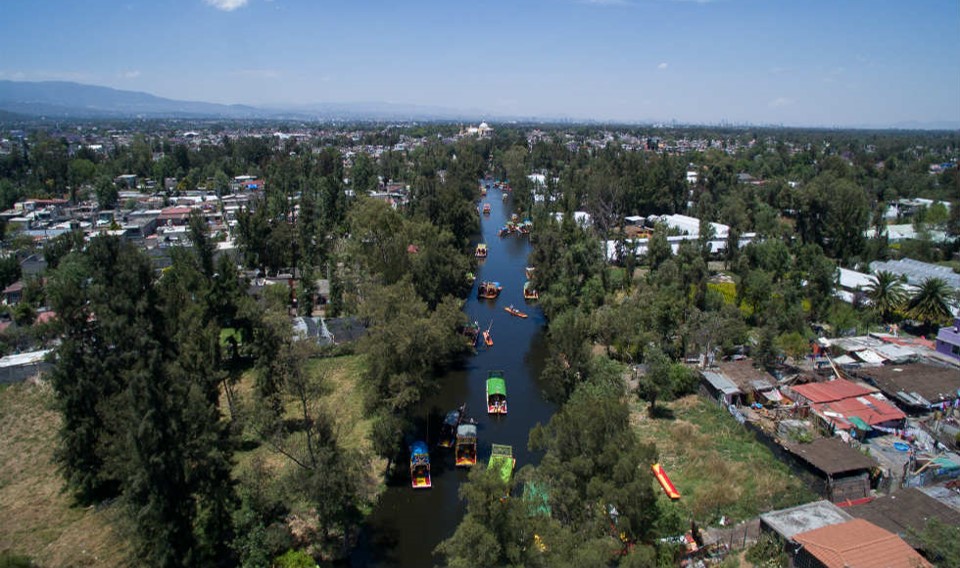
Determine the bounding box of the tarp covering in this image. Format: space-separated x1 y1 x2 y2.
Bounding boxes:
443 410 461 426
457 423 477 438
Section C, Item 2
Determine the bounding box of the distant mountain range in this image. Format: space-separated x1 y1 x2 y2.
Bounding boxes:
0 80 957 129
0 80 492 122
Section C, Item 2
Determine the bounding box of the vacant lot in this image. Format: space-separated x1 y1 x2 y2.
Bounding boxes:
632 395 813 525
0 382 131 567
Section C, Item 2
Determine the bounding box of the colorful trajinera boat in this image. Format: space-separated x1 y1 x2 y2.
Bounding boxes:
504 305 528 318
482 203 491 215
488 444 516 484
475 243 488 258
486 372 507 415
477 281 502 299
523 281 539 301
410 441 432 489
460 320 480 346
455 423 478 467
439 404 465 448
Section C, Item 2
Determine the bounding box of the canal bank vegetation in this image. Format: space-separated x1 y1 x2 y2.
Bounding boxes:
27 135 486 566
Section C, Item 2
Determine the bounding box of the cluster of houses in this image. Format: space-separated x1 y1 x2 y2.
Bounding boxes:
693 326 960 566
604 212 758 261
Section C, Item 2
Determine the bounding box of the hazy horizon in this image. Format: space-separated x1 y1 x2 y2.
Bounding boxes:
2 0 958 128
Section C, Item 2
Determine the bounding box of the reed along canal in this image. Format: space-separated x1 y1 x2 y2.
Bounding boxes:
351 184 557 567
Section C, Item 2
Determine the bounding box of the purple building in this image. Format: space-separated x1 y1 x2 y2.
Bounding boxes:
936 317 960 361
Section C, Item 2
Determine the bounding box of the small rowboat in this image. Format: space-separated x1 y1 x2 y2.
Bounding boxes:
504 305 528 318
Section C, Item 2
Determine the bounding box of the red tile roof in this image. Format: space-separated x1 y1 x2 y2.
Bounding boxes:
793 518 931 568
791 378 877 404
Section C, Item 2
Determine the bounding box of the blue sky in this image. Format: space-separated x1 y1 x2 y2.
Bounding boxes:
1 0 958 126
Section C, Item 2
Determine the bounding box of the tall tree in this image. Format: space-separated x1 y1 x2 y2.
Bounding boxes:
907 277 954 326
865 270 906 323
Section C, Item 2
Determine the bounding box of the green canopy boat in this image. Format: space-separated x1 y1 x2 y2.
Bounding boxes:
486 372 507 415
488 443 516 484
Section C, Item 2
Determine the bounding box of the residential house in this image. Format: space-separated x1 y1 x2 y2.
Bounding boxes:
786 378 907 434
2 281 24 305
782 437 879 503
0 349 53 384
847 487 960 552
791 518 931 568
699 370 744 406
936 317 960 361
759 500 853 543
850 363 960 413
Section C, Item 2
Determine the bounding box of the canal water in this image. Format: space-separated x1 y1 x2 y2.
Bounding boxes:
351 183 557 567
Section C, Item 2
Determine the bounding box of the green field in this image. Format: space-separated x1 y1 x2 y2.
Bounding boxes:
632 395 813 525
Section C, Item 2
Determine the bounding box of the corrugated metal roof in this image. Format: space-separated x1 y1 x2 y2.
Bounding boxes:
870 258 960 290
793 519 932 568
791 378 876 404
701 370 742 395
0 349 52 368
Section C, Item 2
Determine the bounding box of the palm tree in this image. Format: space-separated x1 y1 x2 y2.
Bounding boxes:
865 270 906 323
907 277 954 326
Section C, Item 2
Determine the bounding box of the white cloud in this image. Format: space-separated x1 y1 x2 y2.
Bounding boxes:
122 70 141 79
204 0 249 11
768 97 795 108
657 62 668 70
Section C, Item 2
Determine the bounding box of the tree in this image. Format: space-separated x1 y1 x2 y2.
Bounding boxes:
47 237 157 503
865 270 906 323
907 277 954 326
637 344 673 412
647 224 672 270
94 175 119 209
910 518 960 568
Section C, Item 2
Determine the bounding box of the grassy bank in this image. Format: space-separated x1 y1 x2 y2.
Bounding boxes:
0 382 131 567
631 395 813 526
231 353 385 506
0 353 378 566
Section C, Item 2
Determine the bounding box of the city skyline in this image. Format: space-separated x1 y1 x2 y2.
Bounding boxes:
1 0 958 128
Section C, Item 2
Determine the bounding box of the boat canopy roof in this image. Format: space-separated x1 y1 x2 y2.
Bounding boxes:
457 423 477 437
487 370 504 379
487 377 507 396
489 444 515 483
444 410 461 426
411 441 429 457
